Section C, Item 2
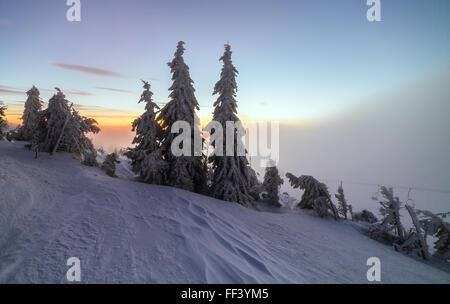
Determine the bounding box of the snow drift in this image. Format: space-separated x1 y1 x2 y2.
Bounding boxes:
0 141 449 283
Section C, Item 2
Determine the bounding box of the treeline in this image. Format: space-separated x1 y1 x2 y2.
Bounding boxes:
2 87 100 162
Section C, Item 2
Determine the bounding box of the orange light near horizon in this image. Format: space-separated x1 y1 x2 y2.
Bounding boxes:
3 103 23 126
5 102 269 131
93 116 135 128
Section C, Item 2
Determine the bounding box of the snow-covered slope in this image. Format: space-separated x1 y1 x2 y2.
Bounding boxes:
0 141 449 283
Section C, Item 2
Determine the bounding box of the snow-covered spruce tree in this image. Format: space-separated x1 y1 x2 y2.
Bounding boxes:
262 160 283 207
39 88 72 152
125 80 167 184
39 88 100 158
16 86 43 141
248 166 262 201
367 187 405 246
335 183 349 219
0 102 7 140
101 153 120 177
157 41 206 193
286 173 339 219
209 44 255 207
418 210 450 261
377 186 405 240
69 109 100 165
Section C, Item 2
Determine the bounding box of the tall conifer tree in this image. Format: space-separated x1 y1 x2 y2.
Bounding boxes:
158 41 206 192
210 44 254 206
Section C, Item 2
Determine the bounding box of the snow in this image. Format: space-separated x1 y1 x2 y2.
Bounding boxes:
0 141 449 283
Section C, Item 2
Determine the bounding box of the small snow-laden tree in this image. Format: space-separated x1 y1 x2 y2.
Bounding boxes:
64 108 100 156
16 86 43 141
39 88 100 158
353 209 378 224
139 149 169 185
313 197 332 218
286 173 339 219
368 224 398 246
279 192 299 209
68 109 101 166
262 160 283 207
248 166 262 201
39 88 72 153
0 102 7 140
101 153 120 177
209 44 255 207
125 80 167 184
375 186 405 241
82 150 98 167
335 183 349 219
418 210 450 261
348 204 354 221
158 41 206 193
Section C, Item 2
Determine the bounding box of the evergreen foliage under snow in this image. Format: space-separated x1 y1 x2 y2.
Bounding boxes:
38 88 100 160
376 186 406 241
209 44 255 207
0 102 7 140
418 210 450 261
335 183 349 219
125 80 166 184
285 173 339 219
353 209 378 223
367 187 407 249
262 161 283 207
101 153 121 177
158 41 206 193
393 205 430 260
15 86 43 141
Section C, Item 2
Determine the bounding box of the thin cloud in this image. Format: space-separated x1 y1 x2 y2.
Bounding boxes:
96 87 133 93
0 88 23 95
0 86 92 97
0 85 20 90
51 63 124 78
65 90 92 96
2 100 25 104
72 104 138 115
0 85 23 95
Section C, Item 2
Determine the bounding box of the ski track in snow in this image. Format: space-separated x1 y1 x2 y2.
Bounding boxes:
0 141 449 283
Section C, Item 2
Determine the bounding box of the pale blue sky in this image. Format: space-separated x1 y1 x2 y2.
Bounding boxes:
1 0 449 123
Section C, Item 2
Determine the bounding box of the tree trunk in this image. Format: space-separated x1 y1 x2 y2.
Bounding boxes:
52 114 71 154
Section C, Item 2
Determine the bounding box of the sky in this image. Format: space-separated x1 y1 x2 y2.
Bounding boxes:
1 0 449 123
1 0 450 211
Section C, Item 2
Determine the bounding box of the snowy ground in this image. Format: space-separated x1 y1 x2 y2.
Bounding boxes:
0 141 449 283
